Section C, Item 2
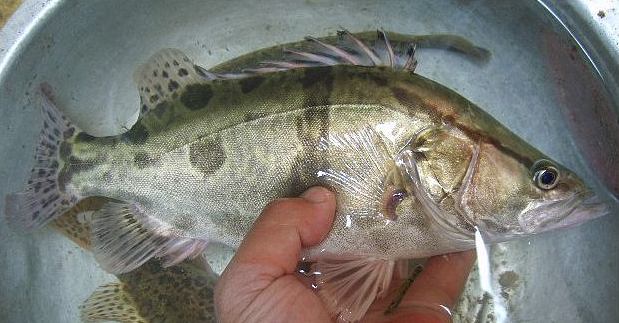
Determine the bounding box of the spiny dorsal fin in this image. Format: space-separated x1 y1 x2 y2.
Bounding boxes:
247 30 418 74
133 49 221 118
80 283 146 323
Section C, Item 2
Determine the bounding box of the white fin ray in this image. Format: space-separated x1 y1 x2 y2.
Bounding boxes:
313 257 407 322
250 30 418 74
317 127 395 219
91 201 208 274
336 29 383 66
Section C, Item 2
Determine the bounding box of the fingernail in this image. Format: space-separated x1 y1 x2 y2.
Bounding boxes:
301 187 328 203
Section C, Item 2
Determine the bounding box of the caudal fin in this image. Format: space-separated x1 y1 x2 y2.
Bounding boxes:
5 84 81 232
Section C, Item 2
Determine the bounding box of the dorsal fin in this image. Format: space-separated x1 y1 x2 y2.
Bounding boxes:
133 49 221 118
247 30 418 74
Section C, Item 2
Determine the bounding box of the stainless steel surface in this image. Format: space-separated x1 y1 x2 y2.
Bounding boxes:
1 1 617 322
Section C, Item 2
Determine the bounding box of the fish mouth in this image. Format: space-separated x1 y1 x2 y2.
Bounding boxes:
519 190 612 234
546 192 612 231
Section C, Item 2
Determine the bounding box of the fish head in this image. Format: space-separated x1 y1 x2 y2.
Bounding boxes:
499 157 609 237
396 122 611 245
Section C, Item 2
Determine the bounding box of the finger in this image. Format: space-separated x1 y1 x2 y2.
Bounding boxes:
228 186 336 276
404 250 476 309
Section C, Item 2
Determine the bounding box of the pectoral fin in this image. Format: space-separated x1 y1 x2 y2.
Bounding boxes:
312 257 409 322
91 201 208 274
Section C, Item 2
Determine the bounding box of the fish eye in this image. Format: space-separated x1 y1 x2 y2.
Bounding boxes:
533 163 560 190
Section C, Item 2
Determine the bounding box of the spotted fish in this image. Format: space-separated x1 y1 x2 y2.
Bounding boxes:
43 32 490 323
5 30 609 322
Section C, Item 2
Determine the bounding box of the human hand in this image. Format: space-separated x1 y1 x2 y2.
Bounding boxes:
215 187 336 323
214 186 475 323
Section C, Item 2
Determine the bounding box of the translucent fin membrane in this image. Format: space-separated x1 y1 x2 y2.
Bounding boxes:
247 30 418 74
91 202 208 274
313 257 402 323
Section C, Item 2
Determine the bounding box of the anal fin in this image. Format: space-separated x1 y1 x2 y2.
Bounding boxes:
313 257 409 322
91 202 208 274
80 282 146 323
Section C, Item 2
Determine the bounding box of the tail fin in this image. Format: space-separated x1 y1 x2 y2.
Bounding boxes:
5 84 81 232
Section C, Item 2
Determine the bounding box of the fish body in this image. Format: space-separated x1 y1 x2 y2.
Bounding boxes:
68 65 473 258
5 31 609 322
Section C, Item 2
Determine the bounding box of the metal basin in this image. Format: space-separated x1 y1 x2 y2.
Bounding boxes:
1 0 617 322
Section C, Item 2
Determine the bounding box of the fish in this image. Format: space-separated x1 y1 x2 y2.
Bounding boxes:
5 30 609 322
42 32 490 323
44 31 489 323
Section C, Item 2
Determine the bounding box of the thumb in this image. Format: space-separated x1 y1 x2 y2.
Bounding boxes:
221 186 336 279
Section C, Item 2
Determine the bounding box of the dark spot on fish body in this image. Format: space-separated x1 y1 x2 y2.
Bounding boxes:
57 170 71 192
59 142 72 158
243 112 268 122
285 106 330 196
301 66 334 90
134 151 158 168
158 274 172 285
177 68 189 77
121 122 150 145
189 136 226 176
74 131 97 143
239 76 265 93
67 155 98 173
361 70 389 87
390 86 424 109
181 84 214 110
297 106 330 143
